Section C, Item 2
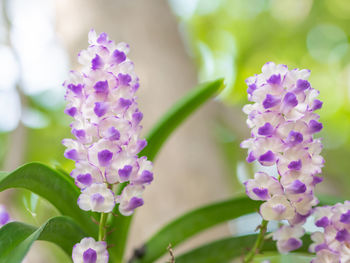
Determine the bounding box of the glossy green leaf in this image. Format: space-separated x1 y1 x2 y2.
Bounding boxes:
0 216 87 263
129 194 341 263
0 162 97 236
175 234 312 263
130 197 261 263
108 79 225 263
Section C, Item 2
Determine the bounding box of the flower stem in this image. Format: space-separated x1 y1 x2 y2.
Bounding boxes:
244 219 268 263
98 213 108 241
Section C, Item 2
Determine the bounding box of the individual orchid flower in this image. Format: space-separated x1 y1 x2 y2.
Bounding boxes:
72 237 109 263
244 172 283 201
272 225 304 253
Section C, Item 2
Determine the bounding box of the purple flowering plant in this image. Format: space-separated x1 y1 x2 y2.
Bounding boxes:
0 31 346 263
238 62 349 263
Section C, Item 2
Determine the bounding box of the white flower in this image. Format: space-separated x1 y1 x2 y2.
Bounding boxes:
78 183 115 213
244 172 283 201
117 184 144 216
273 225 304 253
72 237 108 263
260 195 295 221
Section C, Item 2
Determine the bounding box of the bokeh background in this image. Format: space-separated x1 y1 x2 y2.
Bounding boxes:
0 0 349 262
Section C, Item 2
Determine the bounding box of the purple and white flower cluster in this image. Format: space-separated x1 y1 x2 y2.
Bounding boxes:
63 30 153 217
63 30 154 263
242 62 324 252
310 202 350 263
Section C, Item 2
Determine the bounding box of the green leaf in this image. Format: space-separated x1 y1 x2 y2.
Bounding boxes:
107 208 133 262
108 79 225 262
130 194 341 263
130 197 261 263
174 234 312 263
318 194 345 206
0 216 87 263
139 78 224 161
0 162 97 237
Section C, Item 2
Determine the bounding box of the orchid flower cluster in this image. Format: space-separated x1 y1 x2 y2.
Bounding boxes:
241 62 324 253
310 202 350 262
63 30 153 263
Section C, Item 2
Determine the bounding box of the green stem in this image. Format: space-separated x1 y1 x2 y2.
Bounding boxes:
98 213 108 241
244 219 268 263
